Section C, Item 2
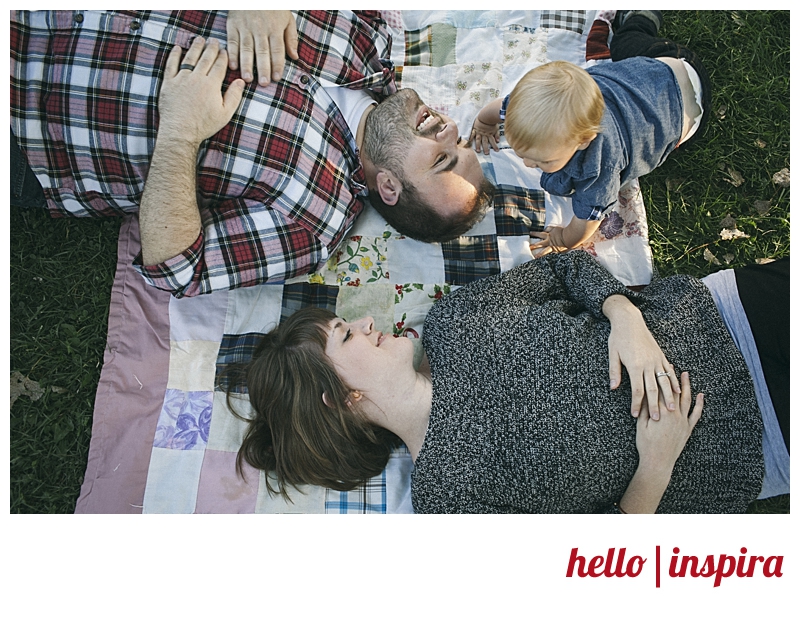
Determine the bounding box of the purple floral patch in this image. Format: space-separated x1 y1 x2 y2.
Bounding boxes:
154 389 213 450
599 211 624 239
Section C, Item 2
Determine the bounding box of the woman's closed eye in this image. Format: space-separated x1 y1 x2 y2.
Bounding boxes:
343 328 352 343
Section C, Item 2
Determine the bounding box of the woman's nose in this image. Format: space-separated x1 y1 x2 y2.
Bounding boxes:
355 317 374 333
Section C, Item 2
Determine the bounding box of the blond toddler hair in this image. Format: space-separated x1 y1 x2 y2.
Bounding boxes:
505 61 605 151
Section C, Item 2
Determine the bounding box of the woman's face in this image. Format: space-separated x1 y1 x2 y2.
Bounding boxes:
324 316 416 394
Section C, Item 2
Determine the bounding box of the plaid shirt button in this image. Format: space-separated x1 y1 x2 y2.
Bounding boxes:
73 13 83 24
300 75 310 85
130 20 141 31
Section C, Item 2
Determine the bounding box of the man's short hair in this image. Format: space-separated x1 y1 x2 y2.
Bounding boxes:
505 61 604 151
368 177 494 243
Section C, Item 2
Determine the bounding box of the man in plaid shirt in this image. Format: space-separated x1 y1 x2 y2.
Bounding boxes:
11 10 493 297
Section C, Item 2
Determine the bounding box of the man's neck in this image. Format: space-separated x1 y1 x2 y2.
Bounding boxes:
356 103 375 151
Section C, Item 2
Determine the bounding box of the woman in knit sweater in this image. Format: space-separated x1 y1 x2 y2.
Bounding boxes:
226 251 788 513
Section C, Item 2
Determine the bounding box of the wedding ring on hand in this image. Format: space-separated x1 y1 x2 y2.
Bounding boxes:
656 371 671 377
179 63 195 71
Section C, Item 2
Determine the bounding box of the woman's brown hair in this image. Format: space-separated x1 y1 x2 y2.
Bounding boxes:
221 307 400 500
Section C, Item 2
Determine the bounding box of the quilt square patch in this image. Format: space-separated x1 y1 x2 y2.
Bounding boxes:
215 332 263 393
280 282 339 319
167 339 220 392
194 449 259 514
154 389 213 450
324 471 387 513
403 26 432 66
442 235 500 285
321 233 390 287
541 10 586 34
207 391 251 452
492 184 546 236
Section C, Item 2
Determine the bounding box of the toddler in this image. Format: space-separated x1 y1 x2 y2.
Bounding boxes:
470 11 710 255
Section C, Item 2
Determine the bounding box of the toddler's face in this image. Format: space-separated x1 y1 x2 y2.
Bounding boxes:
513 135 595 174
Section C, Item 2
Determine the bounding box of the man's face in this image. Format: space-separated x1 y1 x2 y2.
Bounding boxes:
396 90 486 220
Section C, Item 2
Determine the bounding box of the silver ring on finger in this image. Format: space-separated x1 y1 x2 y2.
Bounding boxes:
179 63 195 71
656 371 671 377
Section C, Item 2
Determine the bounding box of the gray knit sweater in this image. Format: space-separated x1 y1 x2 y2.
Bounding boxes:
413 251 764 513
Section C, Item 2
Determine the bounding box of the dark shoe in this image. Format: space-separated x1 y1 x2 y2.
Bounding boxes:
613 10 663 32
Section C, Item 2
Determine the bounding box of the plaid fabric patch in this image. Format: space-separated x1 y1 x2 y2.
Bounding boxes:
403 26 432 66
280 282 339 320
442 235 501 286
215 332 264 394
492 184 546 236
325 471 387 513
541 10 586 34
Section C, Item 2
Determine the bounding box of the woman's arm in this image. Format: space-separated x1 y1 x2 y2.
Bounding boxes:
603 294 681 419
535 252 680 418
618 372 704 513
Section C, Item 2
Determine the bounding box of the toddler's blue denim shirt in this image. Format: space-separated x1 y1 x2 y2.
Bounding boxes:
540 56 684 221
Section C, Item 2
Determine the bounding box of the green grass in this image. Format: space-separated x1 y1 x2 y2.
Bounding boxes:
10 209 120 513
9 10 789 514
644 11 790 278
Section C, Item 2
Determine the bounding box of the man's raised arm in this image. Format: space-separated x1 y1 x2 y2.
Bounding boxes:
139 37 244 266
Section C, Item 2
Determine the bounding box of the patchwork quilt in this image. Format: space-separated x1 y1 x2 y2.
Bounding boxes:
75 9 653 514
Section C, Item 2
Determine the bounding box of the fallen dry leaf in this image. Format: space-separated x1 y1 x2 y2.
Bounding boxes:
756 258 776 265
51 386 68 394
772 168 789 188
720 227 750 241
753 200 772 215
754 138 767 149
724 167 745 187
704 248 721 265
10 371 45 407
720 214 737 228
716 104 727 120
723 254 735 264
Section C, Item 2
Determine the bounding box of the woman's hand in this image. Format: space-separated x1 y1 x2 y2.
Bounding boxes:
635 371 703 471
469 117 500 154
618 372 703 513
158 38 245 145
603 294 681 419
227 10 299 85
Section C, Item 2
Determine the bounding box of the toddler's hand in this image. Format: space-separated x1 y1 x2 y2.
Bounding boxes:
529 227 569 257
469 118 500 155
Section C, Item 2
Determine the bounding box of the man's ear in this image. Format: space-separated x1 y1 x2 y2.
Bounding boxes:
375 170 401 206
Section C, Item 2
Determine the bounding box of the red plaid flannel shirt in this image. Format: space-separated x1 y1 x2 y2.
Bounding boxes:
11 10 395 296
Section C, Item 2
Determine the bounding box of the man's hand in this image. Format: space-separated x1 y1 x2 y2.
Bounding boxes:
227 10 299 85
140 38 245 267
603 294 681 419
159 38 246 145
